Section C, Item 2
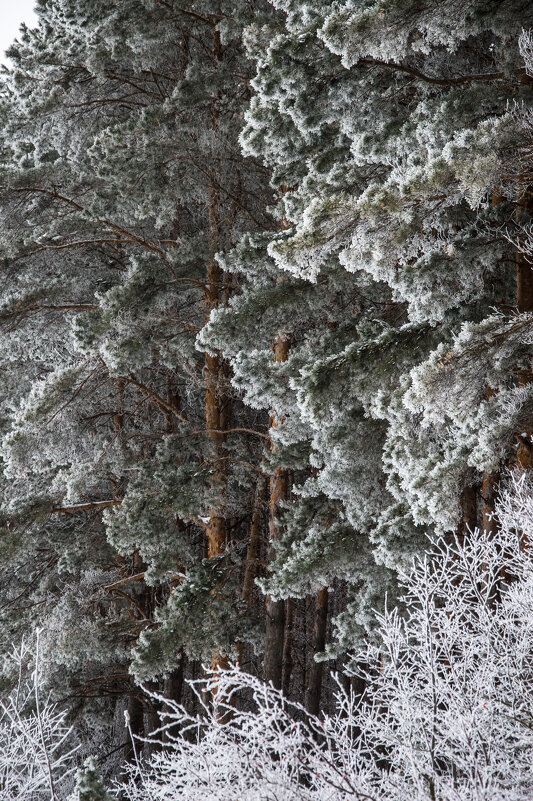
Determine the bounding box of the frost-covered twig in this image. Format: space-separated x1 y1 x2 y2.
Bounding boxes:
0 638 77 799
34 629 58 801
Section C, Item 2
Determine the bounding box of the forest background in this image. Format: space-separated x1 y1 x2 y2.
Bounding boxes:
1 0 533 797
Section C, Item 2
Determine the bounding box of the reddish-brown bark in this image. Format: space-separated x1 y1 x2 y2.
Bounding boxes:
305 587 329 716
263 334 290 689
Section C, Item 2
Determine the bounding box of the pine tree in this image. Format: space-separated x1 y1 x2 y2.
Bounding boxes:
1 0 533 782
73 758 114 801
0 0 272 753
202 0 533 664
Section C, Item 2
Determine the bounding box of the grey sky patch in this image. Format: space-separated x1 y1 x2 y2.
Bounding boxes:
0 1 38 63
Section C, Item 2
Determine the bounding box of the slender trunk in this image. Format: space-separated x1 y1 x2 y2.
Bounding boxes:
480 190 506 532
264 595 285 689
205 273 229 677
162 653 185 742
481 467 499 535
124 688 144 763
305 587 328 716
516 227 533 317
164 655 185 705
282 598 294 697
481 395 498 535
204 22 228 676
242 474 266 604
263 334 290 689
205 350 226 560
144 680 162 756
120 574 147 763
516 183 533 468
458 483 477 540
205 219 225 561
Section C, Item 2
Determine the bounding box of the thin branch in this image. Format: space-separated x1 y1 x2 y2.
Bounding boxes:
50 499 122 515
125 374 189 423
359 58 515 87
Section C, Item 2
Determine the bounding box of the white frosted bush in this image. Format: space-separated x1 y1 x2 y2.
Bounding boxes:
0 633 77 800
120 471 533 801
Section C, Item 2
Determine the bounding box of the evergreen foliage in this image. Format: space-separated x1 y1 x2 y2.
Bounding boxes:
202 0 533 651
0 0 532 790
72 758 114 801
0 0 272 761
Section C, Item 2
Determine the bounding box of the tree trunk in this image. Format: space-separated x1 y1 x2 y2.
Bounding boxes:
242 474 266 604
480 189 506 532
516 182 533 312
282 598 294 697
458 483 477 540
124 688 144 763
205 235 226 561
120 548 149 761
205 351 226 560
161 652 185 742
516 183 533 469
203 22 229 675
264 595 285 689
263 334 290 689
164 655 185 706
305 587 328 716
481 469 499 535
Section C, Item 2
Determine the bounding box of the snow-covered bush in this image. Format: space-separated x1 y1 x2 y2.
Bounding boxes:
120 470 533 801
358 474 533 801
0 634 77 800
121 666 369 801
5 472 533 800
